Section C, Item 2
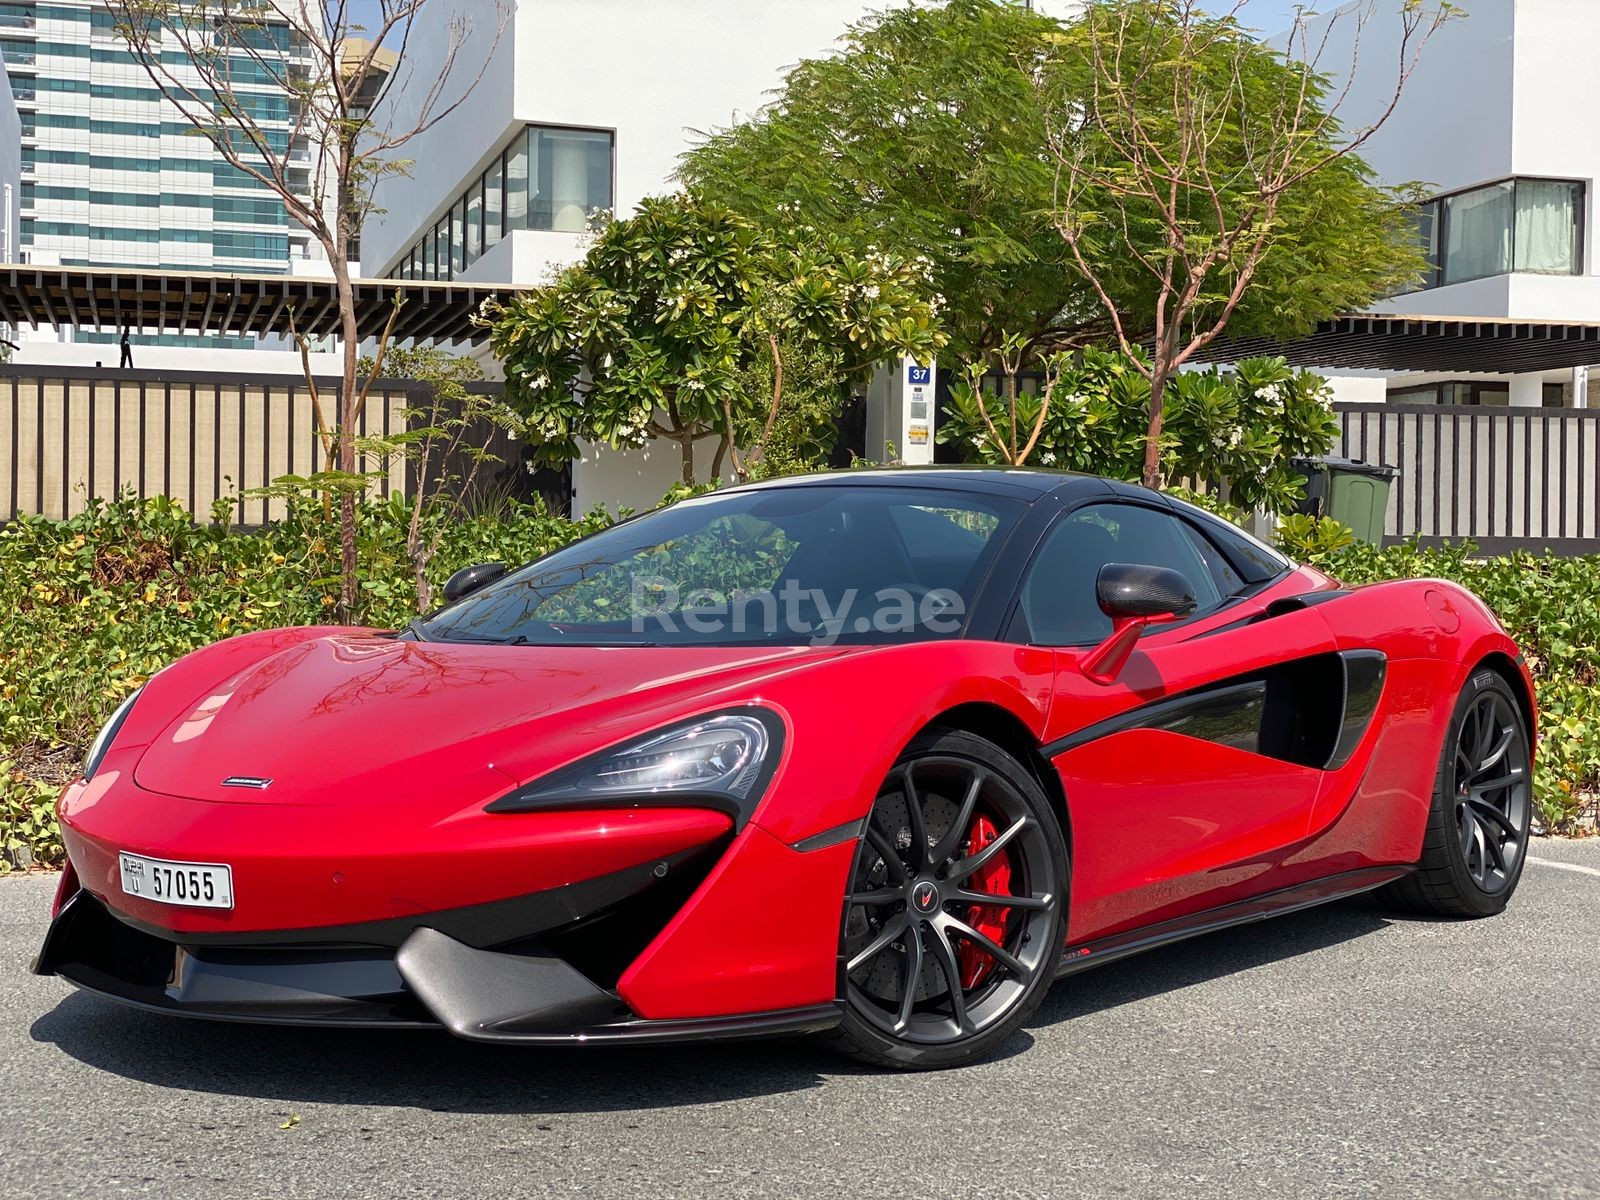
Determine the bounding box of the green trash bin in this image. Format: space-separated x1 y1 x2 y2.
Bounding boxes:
1290 455 1398 545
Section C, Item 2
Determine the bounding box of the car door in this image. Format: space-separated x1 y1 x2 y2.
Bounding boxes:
1019 499 1344 944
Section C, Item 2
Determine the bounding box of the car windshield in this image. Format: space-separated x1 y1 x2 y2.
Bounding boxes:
418 484 1024 647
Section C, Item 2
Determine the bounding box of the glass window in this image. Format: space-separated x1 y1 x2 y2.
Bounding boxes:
1411 202 1441 291
529 127 612 232
1021 504 1224 646
505 139 529 231
465 179 483 266
1412 178 1586 291
1442 182 1513 285
433 221 448 279
1514 179 1583 274
1165 499 1289 585
484 158 504 248
419 486 1022 647
450 198 466 276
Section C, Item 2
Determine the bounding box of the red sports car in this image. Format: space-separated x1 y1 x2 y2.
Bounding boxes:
34 468 1535 1069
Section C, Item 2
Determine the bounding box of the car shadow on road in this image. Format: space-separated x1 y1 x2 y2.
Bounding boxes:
1029 897 1395 1029
28 899 1394 1112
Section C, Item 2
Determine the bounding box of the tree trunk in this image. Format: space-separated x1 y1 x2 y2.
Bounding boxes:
1006 370 1019 464
679 433 696 485
1143 369 1166 488
415 557 432 613
331 192 361 620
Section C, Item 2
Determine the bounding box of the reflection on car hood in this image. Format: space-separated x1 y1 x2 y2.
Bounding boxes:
132 632 855 804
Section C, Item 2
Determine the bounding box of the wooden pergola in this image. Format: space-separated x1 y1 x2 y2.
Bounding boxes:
1194 312 1600 374
0 264 517 344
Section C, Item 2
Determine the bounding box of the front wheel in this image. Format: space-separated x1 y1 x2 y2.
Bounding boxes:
1384 668 1534 917
824 729 1067 1069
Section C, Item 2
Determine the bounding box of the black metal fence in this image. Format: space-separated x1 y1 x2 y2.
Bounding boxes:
0 366 570 525
1334 402 1600 556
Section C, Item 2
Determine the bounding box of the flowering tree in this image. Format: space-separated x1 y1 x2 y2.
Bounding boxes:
939 349 1337 511
486 194 945 485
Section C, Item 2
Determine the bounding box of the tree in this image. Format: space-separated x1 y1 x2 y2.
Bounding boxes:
355 346 517 612
486 194 945 486
106 0 506 613
681 0 1087 366
1041 0 1445 488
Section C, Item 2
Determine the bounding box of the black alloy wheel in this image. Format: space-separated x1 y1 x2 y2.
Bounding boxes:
1385 668 1533 917
1452 686 1531 895
826 728 1067 1069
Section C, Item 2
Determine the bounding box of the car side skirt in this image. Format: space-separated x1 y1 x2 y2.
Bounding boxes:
1054 865 1411 979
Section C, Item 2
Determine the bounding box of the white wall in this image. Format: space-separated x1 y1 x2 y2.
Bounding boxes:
6 335 342 376
1320 372 1391 406
1276 1 1516 198
365 0 876 280
366 0 1088 281
574 436 722 516
1283 0 1600 325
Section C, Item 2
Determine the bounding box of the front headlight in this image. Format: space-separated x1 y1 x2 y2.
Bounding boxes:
487 709 783 828
84 686 143 781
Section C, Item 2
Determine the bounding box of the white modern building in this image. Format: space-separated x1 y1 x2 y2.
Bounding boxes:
0 0 331 370
1287 0 1596 408
363 0 1075 511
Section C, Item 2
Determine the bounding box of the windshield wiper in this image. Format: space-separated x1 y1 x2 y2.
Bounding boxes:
501 634 659 647
403 618 431 642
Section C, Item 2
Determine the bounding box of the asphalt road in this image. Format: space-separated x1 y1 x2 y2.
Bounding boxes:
3 842 1598 1200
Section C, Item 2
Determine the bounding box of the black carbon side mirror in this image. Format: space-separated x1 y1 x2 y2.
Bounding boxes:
1096 562 1198 623
442 562 508 603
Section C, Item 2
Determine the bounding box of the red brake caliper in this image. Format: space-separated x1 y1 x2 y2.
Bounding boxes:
957 815 1013 989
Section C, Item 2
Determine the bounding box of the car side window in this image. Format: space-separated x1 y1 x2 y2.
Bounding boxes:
1020 503 1224 646
1180 522 1247 597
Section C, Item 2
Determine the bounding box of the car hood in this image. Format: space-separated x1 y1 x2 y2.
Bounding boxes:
132 632 856 805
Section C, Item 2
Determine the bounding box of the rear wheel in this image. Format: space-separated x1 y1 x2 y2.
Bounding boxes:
825 729 1067 1069
1385 669 1533 917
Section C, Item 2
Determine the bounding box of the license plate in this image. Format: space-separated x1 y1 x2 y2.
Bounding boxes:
118 852 233 910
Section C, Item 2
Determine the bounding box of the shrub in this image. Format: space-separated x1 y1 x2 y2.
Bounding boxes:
938 348 1338 512
0 491 610 834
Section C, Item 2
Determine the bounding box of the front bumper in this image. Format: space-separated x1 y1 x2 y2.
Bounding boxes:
34 886 842 1045
45 756 862 1033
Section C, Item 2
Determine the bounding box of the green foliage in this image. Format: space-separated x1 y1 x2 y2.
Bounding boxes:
1 760 61 872
486 194 944 483
0 491 609 785
731 340 853 478
1274 514 1358 559
684 0 1423 365
939 349 1338 510
682 0 1078 362
1304 538 1600 834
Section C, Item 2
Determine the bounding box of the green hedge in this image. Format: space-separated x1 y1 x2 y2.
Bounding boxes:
1 495 1595 868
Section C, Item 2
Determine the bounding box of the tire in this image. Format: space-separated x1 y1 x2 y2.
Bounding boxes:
1383 668 1534 918
823 728 1068 1070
